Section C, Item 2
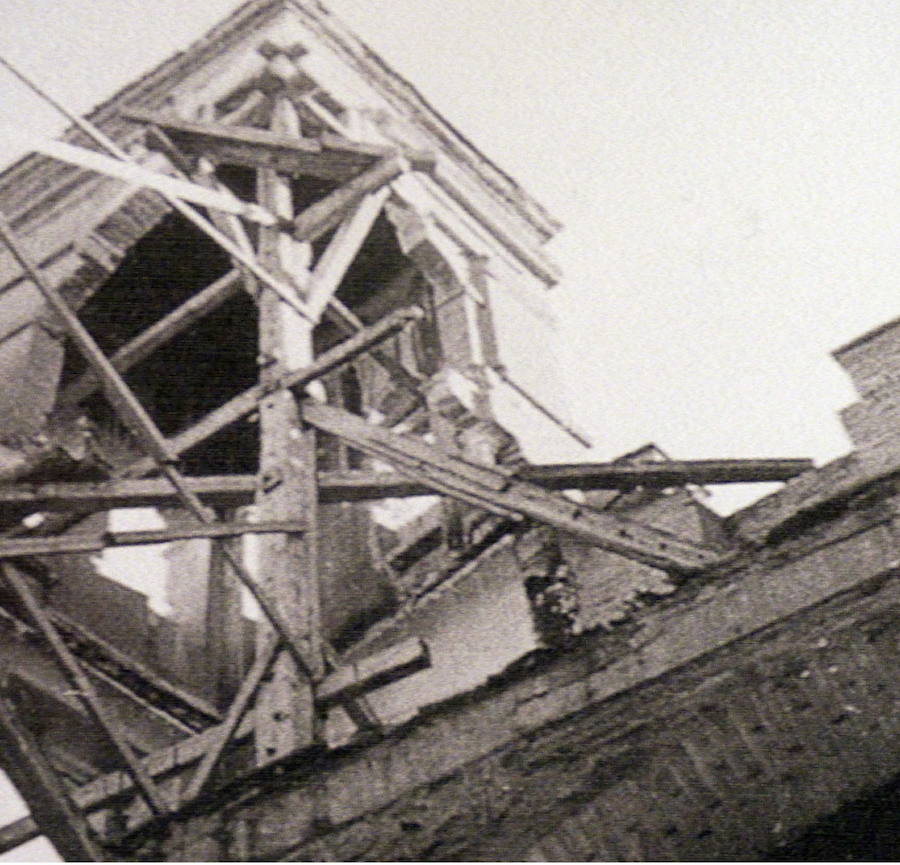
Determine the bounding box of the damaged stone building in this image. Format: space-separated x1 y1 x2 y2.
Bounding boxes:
0 1 898 860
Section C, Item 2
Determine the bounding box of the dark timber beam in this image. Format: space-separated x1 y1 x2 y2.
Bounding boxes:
0 693 105 861
291 154 435 243
0 816 40 858
123 107 401 181
0 458 812 513
302 402 730 573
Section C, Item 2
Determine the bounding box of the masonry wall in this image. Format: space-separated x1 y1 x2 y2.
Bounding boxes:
116 467 900 862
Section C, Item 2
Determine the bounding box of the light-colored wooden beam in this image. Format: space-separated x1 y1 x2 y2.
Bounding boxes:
305 187 389 321
0 520 307 559
253 95 321 762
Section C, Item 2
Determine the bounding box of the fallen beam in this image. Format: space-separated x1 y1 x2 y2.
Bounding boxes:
0 458 812 513
303 402 729 573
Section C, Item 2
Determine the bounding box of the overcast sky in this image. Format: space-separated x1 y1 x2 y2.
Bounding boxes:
1 1 899 859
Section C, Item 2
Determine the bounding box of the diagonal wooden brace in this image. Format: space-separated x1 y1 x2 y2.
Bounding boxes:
301 402 731 573
0 562 170 817
0 689 106 861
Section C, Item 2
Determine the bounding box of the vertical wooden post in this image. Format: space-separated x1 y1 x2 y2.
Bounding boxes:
205 507 248 708
253 96 324 762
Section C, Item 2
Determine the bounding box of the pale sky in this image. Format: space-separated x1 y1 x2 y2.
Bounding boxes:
0 1 899 859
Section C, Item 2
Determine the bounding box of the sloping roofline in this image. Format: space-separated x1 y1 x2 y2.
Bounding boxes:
0 0 560 243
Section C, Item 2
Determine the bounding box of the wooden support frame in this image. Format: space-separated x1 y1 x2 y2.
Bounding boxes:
0 458 812 514
301 402 729 573
0 562 169 817
0 637 429 856
123 107 398 181
0 207 327 691
252 92 322 760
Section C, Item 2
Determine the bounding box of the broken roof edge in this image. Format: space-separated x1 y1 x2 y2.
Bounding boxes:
0 0 561 246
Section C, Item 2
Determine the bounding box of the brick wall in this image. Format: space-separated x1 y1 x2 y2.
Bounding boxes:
121 477 900 861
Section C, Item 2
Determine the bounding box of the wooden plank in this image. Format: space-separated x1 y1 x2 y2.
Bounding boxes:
301 402 729 573
0 816 39 858
204 509 249 706
0 520 307 558
0 693 105 861
292 154 433 244
0 458 812 513
316 637 429 706
305 187 389 321
183 636 281 801
124 107 392 181
0 120 277 225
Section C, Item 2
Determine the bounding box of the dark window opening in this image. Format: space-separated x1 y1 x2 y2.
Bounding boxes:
59 211 260 474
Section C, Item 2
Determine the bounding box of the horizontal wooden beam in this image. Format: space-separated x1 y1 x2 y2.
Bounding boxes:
0 458 812 513
317 637 429 707
0 520 307 559
124 108 405 182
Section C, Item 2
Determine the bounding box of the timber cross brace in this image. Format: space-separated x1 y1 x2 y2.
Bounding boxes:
0 31 813 861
